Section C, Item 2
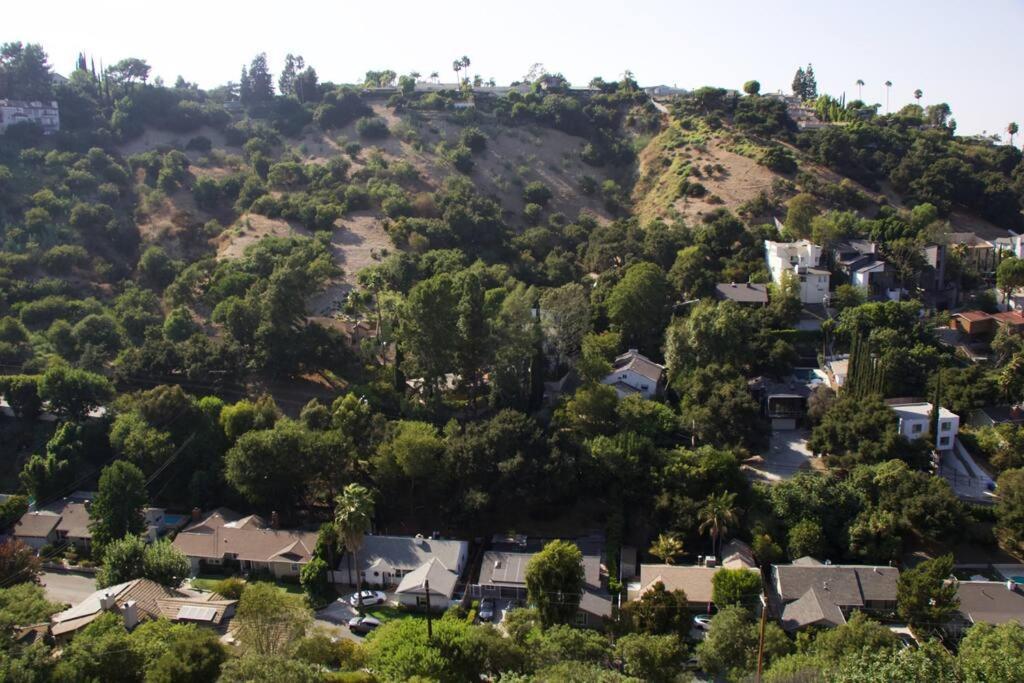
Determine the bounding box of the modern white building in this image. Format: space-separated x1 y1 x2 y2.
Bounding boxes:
0 99 60 134
888 401 959 451
765 240 830 305
601 349 664 399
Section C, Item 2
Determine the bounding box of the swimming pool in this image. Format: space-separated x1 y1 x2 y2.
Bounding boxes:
163 513 188 527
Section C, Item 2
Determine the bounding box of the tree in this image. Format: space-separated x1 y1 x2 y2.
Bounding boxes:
225 419 320 506
896 554 959 629
38 364 114 421
540 283 591 363
142 538 191 586
0 375 41 419
89 461 148 549
1009 122 1019 147
0 539 41 585
52 612 142 683
696 606 791 681
995 468 1024 554
959 622 1024 682
334 483 375 610
784 193 818 238
742 80 760 96
0 42 53 100
374 421 442 517
145 626 227 683
606 262 671 356
884 80 893 112
914 88 923 103
786 519 827 559
244 53 274 105
668 245 714 300
218 654 319 683
614 633 685 683
679 364 764 448
699 491 739 558
106 58 150 92
0 581 61 629
619 581 690 636
648 534 684 565
856 79 865 100
525 539 585 627
996 256 1024 305
96 534 145 587
234 582 312 655
711 568 761 607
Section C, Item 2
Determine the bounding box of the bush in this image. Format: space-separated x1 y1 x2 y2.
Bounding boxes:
355 117 389 139
460 127 487 153
213 577 246 599
760 146 798 174
523 181 553 206
186 136 213 152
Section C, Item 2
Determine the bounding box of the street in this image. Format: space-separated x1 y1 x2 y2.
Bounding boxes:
40 570 96 606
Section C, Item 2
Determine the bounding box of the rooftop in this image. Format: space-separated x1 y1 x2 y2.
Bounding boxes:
638 563 757 604
395 557 458 597
356 534 467 573
887 401 957 421
479 549 601 588
173 509 317 565
956 581 1024 627
609 349 664 383
714 283 769 304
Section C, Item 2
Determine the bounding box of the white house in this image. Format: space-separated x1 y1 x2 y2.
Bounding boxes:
394 557 460 611
332 534 469 588
765 240 830 305
888 401 960 451
0 99 60 134
601 349 664 399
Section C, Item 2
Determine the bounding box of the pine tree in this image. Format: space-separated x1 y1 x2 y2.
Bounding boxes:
803 63 818 100
239 65 252 104
246 53 274 104
791 67 806 99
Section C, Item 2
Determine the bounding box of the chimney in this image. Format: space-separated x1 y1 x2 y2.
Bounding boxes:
99 592 117 611
191 507 202 522
1007 580 1016 592
121 600 139 630
270 511 280 529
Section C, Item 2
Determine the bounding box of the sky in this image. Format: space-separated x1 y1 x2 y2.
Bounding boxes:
6 0 1024 139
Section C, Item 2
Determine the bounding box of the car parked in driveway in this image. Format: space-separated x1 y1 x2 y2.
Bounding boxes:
477 598 495 622
693 614 713 631
348 590 387 607
348 615 382 634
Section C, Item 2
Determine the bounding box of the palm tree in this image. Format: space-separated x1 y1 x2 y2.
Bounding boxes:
699 491 739 559
884 80 893 112
1009 122 1019 147
461 56 472 86
856 79 864 100
334 483 375 613
429 71 439 84
410 71 421 82
452 60 462 87
649 534 685 565
914 88 923 103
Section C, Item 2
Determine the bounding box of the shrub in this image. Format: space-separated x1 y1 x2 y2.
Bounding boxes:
760 146 798 174
213 577 246 599
523 181 553 206
355 117 389 139
460 127 487 153
186 136 213 152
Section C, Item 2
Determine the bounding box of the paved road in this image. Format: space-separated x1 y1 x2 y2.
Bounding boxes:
40 570 96 606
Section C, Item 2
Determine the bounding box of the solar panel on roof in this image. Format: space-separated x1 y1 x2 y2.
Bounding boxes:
176 605 217 622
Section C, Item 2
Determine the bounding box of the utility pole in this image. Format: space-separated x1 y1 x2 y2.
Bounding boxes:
424 580 433 639
755 591 768 682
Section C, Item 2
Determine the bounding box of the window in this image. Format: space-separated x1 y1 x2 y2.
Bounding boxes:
939 437 950 447
574 612 587 626
291 563 299 571
911 423 923 434
941 421 952 431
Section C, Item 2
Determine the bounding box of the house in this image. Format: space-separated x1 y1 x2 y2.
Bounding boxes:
714 283 769 306
475 546 612 629
950 310 997 337
769 559 899 632
950 232 998 275
968 405 1024 429
600 349 665 399
13 498 92 550
394 557 460 611
765 240 830 305
331 534 469 588
920 243 959 309
749 369 828 430
0 99 60 134
824 355 849 393
948 581 1024 636
50 578 235 641
832 240 896 300
887 400 960 451
635 540 759 610
172 508 318 579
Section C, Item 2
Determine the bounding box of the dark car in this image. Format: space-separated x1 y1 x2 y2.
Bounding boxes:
347 615 382 634
478 598 496 622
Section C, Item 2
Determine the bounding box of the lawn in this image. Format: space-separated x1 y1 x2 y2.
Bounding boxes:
363 604 423 623
189 574 304 596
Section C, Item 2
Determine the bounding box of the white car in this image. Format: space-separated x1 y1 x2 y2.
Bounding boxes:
693 615 713 631
348 590 387 607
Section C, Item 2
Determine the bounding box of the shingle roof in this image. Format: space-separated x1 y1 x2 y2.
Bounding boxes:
14 499 93 540
13 511 61 538
173 509 317 565
480 549 601 588
638 563 759 604
610 350 664 383
395 558 458 598
772 564 898 607
355 535 468 574
780 587 847 631
956 582 1024 626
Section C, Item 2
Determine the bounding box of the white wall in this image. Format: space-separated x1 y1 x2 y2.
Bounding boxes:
601 369 657 399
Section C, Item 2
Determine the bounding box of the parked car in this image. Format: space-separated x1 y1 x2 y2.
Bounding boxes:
478 598 496 622
693 615 713 631
348 615 382 634
897 633 918 650
348 590 387 607
683 656 701 671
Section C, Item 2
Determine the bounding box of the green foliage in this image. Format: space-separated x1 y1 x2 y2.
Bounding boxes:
696 606 791 682
38 364 114 420
234 582 312 656
525 540 585 627
618 581 690 636
355 116 389 139
96 536 189 588
89 461 148 549
711 568 761 607
897 554 959 629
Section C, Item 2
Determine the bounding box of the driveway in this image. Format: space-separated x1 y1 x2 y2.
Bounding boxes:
40 570 96 606
744 429 814 483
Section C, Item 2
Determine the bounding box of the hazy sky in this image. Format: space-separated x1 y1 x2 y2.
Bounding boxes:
7 0 1023 138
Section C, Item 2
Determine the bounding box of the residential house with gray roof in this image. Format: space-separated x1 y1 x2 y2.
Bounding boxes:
769 558 899 631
